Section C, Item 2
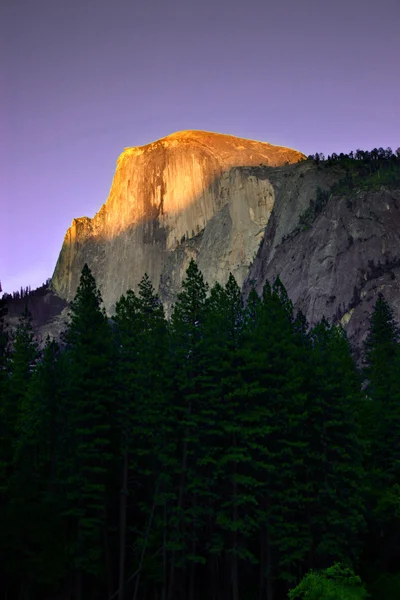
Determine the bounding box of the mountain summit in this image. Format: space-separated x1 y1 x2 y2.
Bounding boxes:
5 132 400 349
51 130 305 313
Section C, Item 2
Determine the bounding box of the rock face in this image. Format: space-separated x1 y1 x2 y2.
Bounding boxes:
51 130 305 313
245 176 400 350
47 128 400 349
4 288 69 349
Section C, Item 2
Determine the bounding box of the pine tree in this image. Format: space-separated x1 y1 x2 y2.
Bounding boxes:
257 278 310 593
7 306 39 431
113 274 172 600
361 293 400 575
10 337 68 594
230 278 310 598
168 259 209 599
288 562 369 600
199 275 249 600
0 291 11 592
363 292 399 402
306 320 366 572
0 305 39 596
61 264 116 599
0 289 9 463
362 292 399 463
0 289 8 387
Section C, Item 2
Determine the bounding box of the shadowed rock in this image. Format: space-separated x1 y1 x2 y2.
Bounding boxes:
51 130 305 313
244 182 400 353
6 130 399 351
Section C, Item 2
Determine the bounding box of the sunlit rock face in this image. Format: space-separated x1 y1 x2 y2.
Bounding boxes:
52 130 305 313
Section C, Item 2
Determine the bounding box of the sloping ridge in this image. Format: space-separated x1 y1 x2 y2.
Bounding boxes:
51 130 305 312
123 129 305 165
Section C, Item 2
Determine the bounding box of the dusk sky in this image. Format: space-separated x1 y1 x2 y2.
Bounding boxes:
1 0 399 294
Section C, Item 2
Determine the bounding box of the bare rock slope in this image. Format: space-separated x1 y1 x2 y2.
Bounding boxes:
51 130 305 313
245 175 400 348
45 130 400 348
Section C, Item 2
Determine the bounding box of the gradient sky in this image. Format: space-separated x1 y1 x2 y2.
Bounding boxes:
1 0 399 294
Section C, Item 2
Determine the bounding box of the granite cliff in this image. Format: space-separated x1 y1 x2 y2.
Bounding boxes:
6 131 399 349
244 171 400 350
51 130 305 314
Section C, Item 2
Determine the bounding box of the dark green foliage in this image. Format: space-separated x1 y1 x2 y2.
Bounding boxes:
0 291 9 477
168 259 209 586
331 152 400 193
8 338 68 589
298 187 331 228
114 273 169 455
1 306 39 472
237 277 311 589
362 293 400 488
8 306 39 404
200 275 247 599
306 321 366 570
113 273 172 599
0 290 8 379
0 306 42 594
286 148 400 241
288 562 369 600
363 293 399 397
360 293 400 583
367 570 400 600
0 294 11 587
3 263 400 600
61 264 116 585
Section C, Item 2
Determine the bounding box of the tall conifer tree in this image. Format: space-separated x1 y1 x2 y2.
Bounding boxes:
62 264 116 599
168 259 209 599
11 337 68 594
306 320 366 572
200 275 248 600
113 274 171 600
1 306 39 596
362 293 400 576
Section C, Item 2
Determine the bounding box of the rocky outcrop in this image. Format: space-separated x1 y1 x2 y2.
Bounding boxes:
245 177 400 349
4 288 69 348
51 130 305 313
29 128 399 350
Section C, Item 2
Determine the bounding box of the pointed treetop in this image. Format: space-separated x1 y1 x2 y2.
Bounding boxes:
69 263 104 316
138 273 164 317
363 292 399 387
63 263 109 348
172 259 208 328
272 275 293 316
365 292 399 350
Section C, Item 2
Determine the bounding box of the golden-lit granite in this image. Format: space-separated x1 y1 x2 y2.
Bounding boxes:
51 130 305 313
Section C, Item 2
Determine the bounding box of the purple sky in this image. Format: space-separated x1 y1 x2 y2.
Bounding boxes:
1 0 399 294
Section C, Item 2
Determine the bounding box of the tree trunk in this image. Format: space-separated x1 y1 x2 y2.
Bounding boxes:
266 528 273 600
168 402 192 600
207 517 217 600
259 523 266 600
308 531 315 571
162 490 168 600
133 478 160 600
231 434 239 600
75 569 82 600
189 530 196 600
105 524 114 598
118 448 129 600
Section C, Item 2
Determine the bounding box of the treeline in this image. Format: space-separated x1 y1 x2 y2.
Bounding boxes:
1 279 52 301
284 147 400 238
306 147 400 194
1 262 400 600
307 147 400 164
